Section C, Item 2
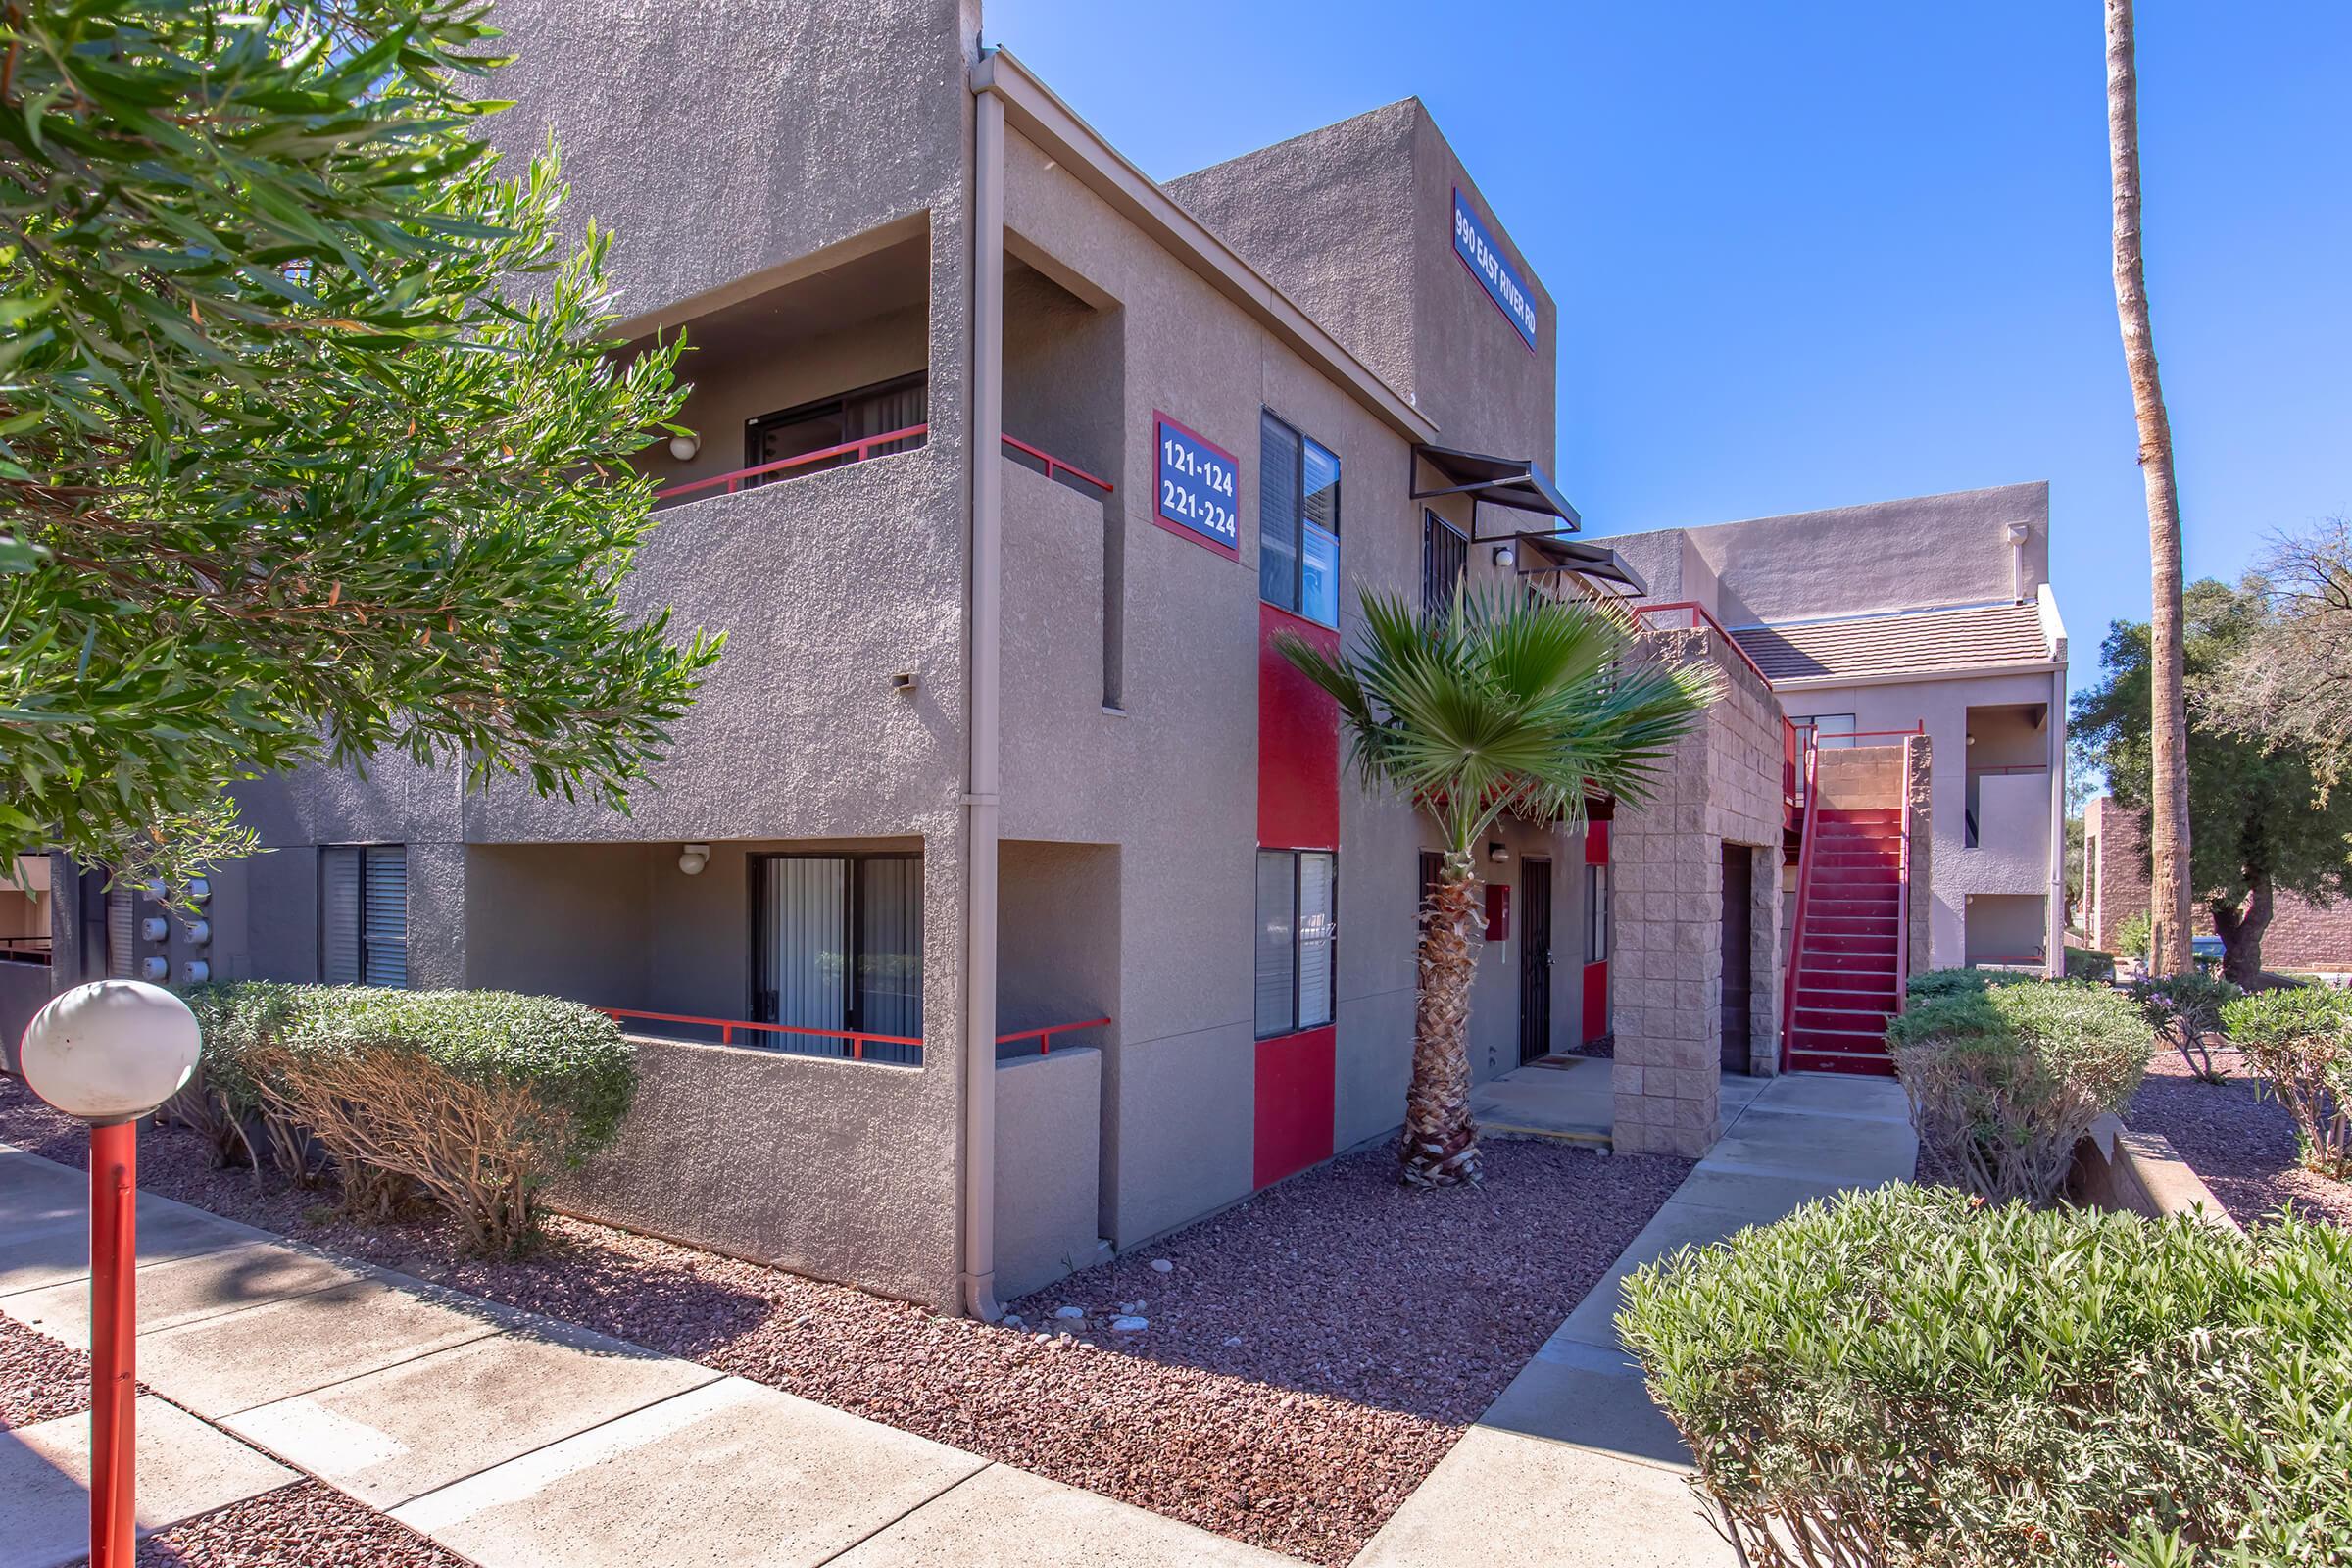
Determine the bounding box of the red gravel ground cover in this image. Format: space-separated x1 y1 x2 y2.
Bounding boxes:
2 1076 1690 1562
2127 1043 2352 1232
1 1313 89 1428
115 1482 470 1568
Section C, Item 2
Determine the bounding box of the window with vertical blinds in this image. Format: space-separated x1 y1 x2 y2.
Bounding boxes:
1258 412 1341 629
321 845 407 987
753 854 923 1065
1255 849 1337 1039
104 885 137 979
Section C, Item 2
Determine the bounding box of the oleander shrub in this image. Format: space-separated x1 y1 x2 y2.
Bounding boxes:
1887 973 2147 1204
190 982 637 1253
2066 944 2118 983
1616 1187 2352 1568
2132 971 2243 1084
176 982 318 1182
2222 986 2352 1180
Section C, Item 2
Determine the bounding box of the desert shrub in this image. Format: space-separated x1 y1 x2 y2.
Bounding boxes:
1888 976 2147 1204
2222 986 2352 1180
2067 944 2117 983
2116 910 2153 962
2132 971 2243 1083
1616 1187 2352 1568
178 983 317 1182
193 983 637 1253
1903 966 2005 1004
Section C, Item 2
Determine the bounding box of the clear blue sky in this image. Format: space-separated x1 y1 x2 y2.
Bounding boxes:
984 1 2350 701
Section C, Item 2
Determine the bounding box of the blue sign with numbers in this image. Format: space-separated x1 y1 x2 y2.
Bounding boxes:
1452 189 1537 350
1152 412 1240 559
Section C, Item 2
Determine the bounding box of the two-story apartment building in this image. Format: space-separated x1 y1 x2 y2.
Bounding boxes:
1609 483 2070 977
40 2 1781 1313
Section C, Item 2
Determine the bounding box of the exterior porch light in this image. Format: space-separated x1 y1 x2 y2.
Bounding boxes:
667 433 701 462
1488 841 1509 864
1491 544 1516 569
677 843 710 876
19 980 203 1568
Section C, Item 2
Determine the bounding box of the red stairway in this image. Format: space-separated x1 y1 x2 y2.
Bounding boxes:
1783 765 1912 1075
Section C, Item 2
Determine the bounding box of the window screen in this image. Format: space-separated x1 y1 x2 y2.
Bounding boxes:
1585 862 1610 965
1258 412 1339 628
1422 511 1468 621
1256 849 1337 1038
321 845 406 987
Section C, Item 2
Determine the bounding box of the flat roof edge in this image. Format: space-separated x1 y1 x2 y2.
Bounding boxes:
973 48 1437 445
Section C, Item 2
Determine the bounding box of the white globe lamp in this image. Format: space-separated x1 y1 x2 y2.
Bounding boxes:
20 980 200 1124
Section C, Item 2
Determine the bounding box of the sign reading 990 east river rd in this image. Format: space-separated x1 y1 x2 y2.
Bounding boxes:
1152 412 1240 560
1452 189 1537 351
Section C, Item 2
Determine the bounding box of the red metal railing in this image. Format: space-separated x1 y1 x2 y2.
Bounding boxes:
599 1007 921 1062
1780 740 1823 1071
1000 435 1114 494
654 423 930 503
653 427 1114 504
1633 601 1776 691
1894 733 1915 1010
599 1007 1114 1062
997 1016 1112 1056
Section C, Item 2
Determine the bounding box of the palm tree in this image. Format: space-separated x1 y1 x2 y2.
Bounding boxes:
2106 0 2193 976
1280 587 1716 1186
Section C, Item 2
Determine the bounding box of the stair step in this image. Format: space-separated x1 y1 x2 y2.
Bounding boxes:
1787 1050 1898 1078
1803 951 1898 974
1802 932 1899 956
1810 895 1898 914
1806 916 1901 937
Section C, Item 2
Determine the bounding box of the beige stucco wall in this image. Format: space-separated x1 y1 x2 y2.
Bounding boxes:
994 1046 1105 1299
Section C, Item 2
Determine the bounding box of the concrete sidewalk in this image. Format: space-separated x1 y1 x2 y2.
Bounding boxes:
0 1145 1284 1568
1352 1072 1918 1568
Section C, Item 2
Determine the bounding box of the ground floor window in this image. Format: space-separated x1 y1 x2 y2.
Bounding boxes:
1256 850 1336 1039
1584 862 1610 965
321 844 408 986
753 853 923 1064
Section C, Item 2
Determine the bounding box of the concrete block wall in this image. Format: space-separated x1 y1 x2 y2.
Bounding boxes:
1612 629 1788 1155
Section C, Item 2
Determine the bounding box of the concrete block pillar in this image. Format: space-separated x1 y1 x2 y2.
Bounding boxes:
1610 727 1725 1157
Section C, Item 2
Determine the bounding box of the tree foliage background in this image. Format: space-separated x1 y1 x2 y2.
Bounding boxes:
2207 517 2352 794
2073 578 2352 984
0 1 717 891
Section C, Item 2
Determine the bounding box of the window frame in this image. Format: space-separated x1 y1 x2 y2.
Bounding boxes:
1257 409 1341 628
319 842 408 988
742 370 929 479
1421 509 1469 622
1584 861 1610 965
1254 848 1338 1041
748 850 925 1063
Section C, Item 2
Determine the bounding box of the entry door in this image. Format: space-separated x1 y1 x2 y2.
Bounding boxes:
1519 858 1553 1062
1719 844 1752 1074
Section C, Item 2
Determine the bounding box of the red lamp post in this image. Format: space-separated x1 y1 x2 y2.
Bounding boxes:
20 980 202 1568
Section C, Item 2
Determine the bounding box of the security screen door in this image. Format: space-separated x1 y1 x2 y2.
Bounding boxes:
754 855 922 1063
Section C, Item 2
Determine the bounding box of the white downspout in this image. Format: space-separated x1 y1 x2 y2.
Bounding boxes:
959 74 1005 1321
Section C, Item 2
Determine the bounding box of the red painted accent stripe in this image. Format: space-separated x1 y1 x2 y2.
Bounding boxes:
1257 603 1341 852
1252 1026 1337 1187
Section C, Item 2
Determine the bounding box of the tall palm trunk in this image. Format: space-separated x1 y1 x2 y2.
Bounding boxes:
2106 0 2193 976
1405 857 1484 1186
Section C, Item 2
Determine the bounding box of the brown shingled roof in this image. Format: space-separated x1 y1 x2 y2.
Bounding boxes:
1728 602 2052 683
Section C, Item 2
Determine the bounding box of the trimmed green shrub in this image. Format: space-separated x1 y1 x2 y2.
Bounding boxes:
2067 944 2117 983
1617 1187 2352 1568
2132 971 2243 1083
2222 986 2352 1179
1888 975 2147 1204
189 982 637 1252
2116 910 2153 963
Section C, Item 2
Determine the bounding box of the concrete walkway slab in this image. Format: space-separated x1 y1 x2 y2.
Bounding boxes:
227 1319 723 1508
0 1152 84 1232
392 1377 988 1568
3 1239 363 1349
0 1196 270 1297
135 1274 509 1418
1471 1057 1611 1144
1705 1106 1917 1184
827 1461 1293 1567
0 1396 296 1568
1350 1423 1726 1568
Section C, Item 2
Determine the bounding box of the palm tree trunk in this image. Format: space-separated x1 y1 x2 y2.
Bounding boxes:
1404 864 1484 1186
2106 0 2194 977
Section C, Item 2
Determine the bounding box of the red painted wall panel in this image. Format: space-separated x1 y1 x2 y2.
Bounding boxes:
1252 1025 1336 1187
1585 818 1610 866
1582 959 1610 1043
1257 604 1341 852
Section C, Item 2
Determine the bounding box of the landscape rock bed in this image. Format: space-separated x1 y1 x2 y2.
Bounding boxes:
115 1481 470 1568
2 1078 1690 1562
2126 1044 2352 1231
1 1313 88 1428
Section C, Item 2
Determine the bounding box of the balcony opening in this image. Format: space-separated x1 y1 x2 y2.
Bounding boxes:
1964 702 2049 849
1965 893 2049 971
628 220 934 509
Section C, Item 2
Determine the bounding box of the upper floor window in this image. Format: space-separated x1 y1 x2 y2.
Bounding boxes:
1259 412 1340 628
321 844 407 987
745 372 928 482
1422 511 1468 622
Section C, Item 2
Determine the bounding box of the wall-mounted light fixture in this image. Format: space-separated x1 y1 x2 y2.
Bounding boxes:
1492 544 1516 569
677 843 710 877
668 433 701 463
1487 841 1508 864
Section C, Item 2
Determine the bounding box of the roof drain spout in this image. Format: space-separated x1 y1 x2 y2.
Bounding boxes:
959 72 1006 1323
